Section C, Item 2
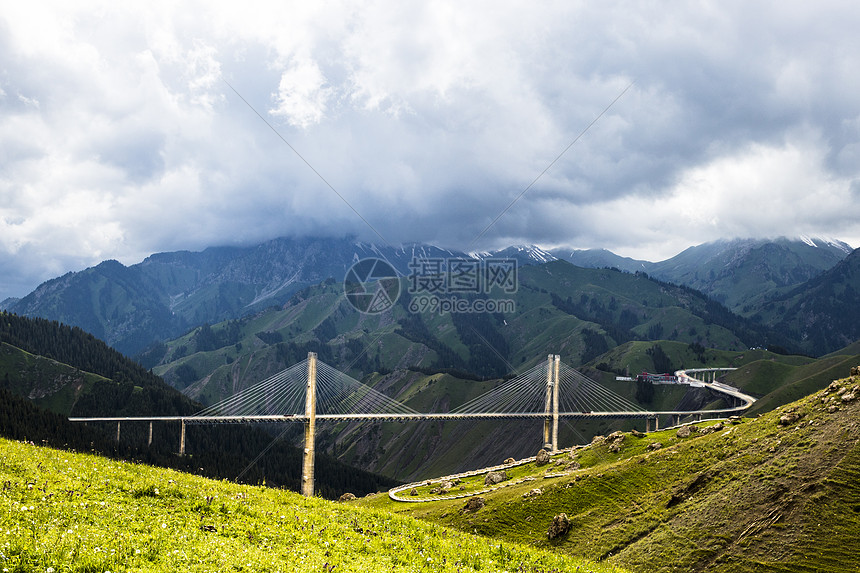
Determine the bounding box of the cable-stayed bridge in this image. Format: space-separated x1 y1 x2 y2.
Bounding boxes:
69 353 755 496
191 354 645 421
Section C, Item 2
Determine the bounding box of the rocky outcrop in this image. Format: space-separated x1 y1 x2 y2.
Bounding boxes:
647 442 663 451
523 488 542 498
535 449 551 466
547 513 570 539
698 421 724 435
778 410 804 426
503 457 516 464
606 431 625 453
428 478 464 494
484 471 508 486
338 493 356 502
677 425 698 438
820 378 860 412
462 497 485 512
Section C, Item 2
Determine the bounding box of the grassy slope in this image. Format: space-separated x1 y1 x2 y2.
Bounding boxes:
0 342 104 414
0 440 626 573
724 353 860 415
824 339 860 357
589 341 841 417
592 341 816 379
362 372 860 573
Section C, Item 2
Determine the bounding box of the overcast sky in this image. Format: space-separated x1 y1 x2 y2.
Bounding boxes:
2 1 860 300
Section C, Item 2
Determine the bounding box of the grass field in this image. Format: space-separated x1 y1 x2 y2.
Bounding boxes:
0 438 628 573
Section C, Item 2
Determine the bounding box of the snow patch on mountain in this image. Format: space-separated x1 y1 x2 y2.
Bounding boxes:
504 245 558 263
799 235 853 253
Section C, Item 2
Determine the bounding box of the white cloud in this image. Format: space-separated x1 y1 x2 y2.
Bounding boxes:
16 93 39 108
271 58 331 128
565 134 860 261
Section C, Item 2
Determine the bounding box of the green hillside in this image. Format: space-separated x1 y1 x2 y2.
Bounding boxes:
0 438 624 573
723 352 860 414
589 340 815 377
0 311 196 417
748 249 860 356
0 342 105 414
152 261 795 407
362 369 860 572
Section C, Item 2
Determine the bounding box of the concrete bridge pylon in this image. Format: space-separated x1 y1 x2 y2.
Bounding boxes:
301 352 318 497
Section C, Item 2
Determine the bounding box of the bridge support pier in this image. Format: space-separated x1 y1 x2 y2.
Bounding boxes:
148 421 153 447
179 419 186 455
543 354 553 450
542 355 561 451
302 352 318 497
552 355 560 451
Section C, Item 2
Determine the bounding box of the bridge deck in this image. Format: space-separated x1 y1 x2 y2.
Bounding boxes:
69 408 747 425
68 368 754 425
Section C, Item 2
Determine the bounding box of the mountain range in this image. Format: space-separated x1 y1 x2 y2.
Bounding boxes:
4 238 472 355
2 235 855 359
553 236 852 311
